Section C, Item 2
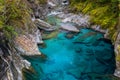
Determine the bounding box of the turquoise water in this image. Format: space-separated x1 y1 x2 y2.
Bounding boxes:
23 29 116 80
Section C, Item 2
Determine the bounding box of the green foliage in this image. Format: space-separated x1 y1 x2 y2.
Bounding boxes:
0 0 5 29
70 0 118 41
0 0 35 40
3 25 17 39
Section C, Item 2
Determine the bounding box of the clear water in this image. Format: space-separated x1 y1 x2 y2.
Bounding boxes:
23 29 116 80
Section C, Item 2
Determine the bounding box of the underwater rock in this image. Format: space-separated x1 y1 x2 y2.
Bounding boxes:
75 48 83 53
65 32 76 39
67 68 85 79
74 32 97 43
40 53 47 59
38 42 47 49
42 30 58 39
97 38 112 44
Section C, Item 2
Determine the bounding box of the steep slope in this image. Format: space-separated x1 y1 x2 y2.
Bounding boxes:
0 0 44 80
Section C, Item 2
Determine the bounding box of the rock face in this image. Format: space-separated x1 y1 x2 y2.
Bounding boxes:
33 29 43 44
15 35 41 55
28 0 48 19
0 0 46 80
114 32 120 77
0 35 31 80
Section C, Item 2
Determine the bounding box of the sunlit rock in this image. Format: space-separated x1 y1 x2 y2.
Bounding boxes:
60 23 79 32
15 35 41 55
34 19 55 31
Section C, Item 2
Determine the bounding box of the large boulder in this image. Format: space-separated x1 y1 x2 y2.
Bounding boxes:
60 23 79 32
15 35 41 55
34 19 55 31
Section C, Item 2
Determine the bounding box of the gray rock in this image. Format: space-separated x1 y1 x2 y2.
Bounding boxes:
57 13 90 27
34 19 55 31
60 23 79 32
0 43 31 80
114 32 120 77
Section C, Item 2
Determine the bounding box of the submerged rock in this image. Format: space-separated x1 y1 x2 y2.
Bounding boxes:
65 32 78 39
65 33 74 39
38 42 47 49
42 30 58 39
74 31 97 43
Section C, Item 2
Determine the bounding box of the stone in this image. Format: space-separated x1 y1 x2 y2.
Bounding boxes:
57 13 90 27
65 32 78 39
38 43 47 49
60 23 79 32
91 25 107 34
34 19 55 31
114 32 120 77
15 35 41 55
65 33 74 39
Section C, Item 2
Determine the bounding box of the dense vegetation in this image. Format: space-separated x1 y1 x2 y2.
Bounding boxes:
0 0 47 40
0 0 31 40
70 0 119 42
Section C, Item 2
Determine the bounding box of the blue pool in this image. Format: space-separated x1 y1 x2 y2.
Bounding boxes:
23 29 116 80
